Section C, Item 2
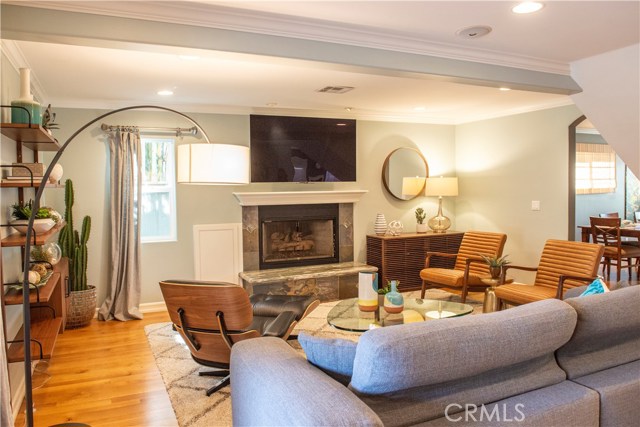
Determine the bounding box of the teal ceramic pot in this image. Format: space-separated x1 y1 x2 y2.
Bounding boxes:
384 280 404 314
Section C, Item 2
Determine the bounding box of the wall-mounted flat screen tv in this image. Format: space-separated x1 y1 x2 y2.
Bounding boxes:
250 115 356 183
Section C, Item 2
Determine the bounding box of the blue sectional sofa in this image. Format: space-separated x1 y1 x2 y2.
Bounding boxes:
230 286 640 426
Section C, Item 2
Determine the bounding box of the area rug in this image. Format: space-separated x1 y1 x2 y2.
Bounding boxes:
144 289 483 426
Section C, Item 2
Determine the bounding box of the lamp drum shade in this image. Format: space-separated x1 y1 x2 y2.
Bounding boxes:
424 177 458 197
402 176 426 197
178 143 250 184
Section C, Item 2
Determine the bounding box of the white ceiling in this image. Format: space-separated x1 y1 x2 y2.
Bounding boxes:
3 1 639 124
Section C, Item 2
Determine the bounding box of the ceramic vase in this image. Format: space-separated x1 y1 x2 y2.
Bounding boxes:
358 272 379 312
11 68 41 125
416 223 428 233
384 280 404 314
374 213 387 236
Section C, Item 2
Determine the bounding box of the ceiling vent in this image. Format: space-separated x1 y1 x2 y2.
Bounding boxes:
316 86 354 94
455 25 492 39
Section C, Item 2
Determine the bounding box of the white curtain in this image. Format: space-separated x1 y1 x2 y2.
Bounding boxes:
98 129 143 321
1 313 15 426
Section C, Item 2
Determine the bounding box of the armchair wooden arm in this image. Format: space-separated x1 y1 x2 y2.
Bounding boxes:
556 275 598 299
425 251 457 268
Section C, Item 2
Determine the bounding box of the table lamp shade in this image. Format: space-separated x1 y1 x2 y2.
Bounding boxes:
178 143 250 184
402 176 426 196
424 177 458 197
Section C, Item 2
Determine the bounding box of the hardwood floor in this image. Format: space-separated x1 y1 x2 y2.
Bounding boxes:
14 311 176 427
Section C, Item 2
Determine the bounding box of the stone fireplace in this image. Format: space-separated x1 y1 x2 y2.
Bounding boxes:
258 204 339 269
235 191 376 301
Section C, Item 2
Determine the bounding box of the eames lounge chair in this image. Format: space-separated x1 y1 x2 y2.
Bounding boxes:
494 239 604 309
420 231 507 303
159 280 319 396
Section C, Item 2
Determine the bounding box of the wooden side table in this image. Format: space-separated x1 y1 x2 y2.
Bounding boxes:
480 277 513 313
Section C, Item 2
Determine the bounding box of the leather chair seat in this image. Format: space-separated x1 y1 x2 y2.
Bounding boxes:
249 294 319 321
494 283 558 306
419 268 485 288
603 245 640 258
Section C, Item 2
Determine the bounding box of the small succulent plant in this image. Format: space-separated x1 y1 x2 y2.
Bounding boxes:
480 254 511 267
415 207 426 224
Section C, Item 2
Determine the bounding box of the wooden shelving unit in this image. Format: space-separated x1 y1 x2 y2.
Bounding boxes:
0 123 60 151
1 123 68 365
1 221 66 248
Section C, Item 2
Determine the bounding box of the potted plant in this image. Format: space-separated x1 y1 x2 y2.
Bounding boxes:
58 179 95 329
10 200 58 234
481 254 511 280
415 207 428 233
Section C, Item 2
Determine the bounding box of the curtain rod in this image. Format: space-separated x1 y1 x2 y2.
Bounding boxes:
100 123 198 136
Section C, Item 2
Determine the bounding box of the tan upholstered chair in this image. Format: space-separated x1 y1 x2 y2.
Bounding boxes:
494 240 604 308
590 216 640 281
159 280 319 395
420 231 507 303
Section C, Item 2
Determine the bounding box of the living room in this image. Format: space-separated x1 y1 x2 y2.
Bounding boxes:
1 1 639 426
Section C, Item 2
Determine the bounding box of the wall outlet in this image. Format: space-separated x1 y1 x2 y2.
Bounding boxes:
531 200 541 211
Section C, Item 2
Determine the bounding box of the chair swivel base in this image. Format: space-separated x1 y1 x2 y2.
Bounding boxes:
200 369 230 396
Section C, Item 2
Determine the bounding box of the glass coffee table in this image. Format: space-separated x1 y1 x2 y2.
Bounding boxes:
327 298 474 332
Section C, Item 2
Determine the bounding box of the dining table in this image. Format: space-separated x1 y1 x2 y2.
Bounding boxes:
578 223 640 243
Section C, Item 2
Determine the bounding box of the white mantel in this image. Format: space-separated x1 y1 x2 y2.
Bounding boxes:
233 190 368 206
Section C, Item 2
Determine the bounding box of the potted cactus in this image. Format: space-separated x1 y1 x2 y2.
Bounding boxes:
415 207 428 233
59 179 95 328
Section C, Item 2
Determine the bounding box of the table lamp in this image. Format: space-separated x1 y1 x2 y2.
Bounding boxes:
424 176 458 233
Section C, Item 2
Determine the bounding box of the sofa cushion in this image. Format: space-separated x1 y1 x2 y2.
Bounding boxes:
556 286 640 379
350 298 577 395
419 381 599 427
298 332 357 384
571 360 640 427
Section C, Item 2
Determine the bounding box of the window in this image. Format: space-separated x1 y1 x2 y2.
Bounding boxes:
576 143 616 194
141 138 176 242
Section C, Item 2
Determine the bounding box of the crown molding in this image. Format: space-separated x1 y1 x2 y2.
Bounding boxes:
0 40 48 103
8 1 570 75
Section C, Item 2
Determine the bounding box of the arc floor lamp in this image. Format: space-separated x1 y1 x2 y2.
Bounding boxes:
17 105 249 427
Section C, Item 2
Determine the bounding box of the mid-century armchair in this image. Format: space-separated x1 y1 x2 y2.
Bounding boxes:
159 280 319 396
420 231 507 303
494 239 604 308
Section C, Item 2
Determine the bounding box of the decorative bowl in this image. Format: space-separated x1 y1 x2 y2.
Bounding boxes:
11 218 56 235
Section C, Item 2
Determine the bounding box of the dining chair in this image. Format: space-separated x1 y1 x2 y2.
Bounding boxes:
495 239 604 308
635 212 640 223
598 212 619 218
159 280 319 396
420 231 507 303
590 217 640 281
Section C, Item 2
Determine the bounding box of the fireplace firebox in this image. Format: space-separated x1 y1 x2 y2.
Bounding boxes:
258 204 339 269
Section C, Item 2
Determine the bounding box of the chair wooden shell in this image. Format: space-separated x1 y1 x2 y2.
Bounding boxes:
420 231 507 303
494 240 605 308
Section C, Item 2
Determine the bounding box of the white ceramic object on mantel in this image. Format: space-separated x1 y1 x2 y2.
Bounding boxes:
416 223 429 233
10 218 55 235
374 213 387 236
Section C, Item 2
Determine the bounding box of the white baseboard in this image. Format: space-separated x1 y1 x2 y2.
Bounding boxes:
11 374 24 422
140 301 167 313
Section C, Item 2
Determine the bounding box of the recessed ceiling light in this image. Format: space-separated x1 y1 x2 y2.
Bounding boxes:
413 106 427 112
157 90 173 96
499 87 511 91
512 2 544 14
344 107 353 112
266 102 278 107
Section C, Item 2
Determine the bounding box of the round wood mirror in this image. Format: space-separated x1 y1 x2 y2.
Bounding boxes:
382 147 429 201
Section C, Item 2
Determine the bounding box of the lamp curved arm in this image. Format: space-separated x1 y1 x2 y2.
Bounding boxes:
19 105 211 427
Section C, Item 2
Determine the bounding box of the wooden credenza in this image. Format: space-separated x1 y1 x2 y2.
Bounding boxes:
366 232 464 292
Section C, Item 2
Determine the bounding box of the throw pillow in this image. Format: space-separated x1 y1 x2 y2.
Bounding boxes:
298 332 357 384
579 277 610 297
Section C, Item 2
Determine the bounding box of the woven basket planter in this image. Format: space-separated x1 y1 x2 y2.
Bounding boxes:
66 285 96 329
